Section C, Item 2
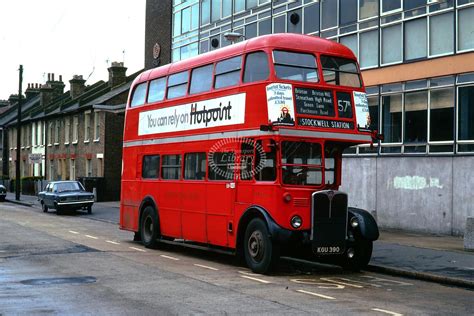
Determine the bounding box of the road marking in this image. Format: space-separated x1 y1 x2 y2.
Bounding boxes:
106 240 120 245
129 247 146 252
361 276 412 286
371 308 403 316
85 235 98 240
296 289 336 300
160 255 179 261
320 277 364 288
290 279 345 289
194 264 219 271
68 230 79 235
240 275 271 284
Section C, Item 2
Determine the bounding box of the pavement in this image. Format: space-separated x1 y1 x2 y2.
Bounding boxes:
4 192 473 289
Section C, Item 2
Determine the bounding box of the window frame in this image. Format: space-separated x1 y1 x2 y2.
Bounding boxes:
272 49 319 83
167 70 190 100
214 55 243 90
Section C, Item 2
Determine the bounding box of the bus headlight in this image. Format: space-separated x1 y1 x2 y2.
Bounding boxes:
350 217 359 228
290 215 302 229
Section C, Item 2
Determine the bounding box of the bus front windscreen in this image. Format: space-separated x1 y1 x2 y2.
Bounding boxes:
281 141 323 186
320 55 362 88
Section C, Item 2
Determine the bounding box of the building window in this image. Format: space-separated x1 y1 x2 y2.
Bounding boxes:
162 154 182 180
359 0 379 20
382 0 401 14
368 96 380 132
273 14 286 33
184 153 206 180
211 0 221 22
70 159 76 180
458 6 474 51
382 24 402 64
173 10 181 37
429 12 454 56
86 159 93 177
32 122 36 147
304 3 320 34
84 112 91 142
54 120 60 144
245 22 258 39
430 88 454 142
65 117 70 144
190 64 214 94
258 19 271 36
73 115 79 143
97 158 103 177
340 34 358 58
48 122 54 145
321 0 338 30
247 0 258 10
49 160 54 181
382 94 402 143
94 112 100 141
359 30 379 68
147 78 167 103
404 18 427 61
287 9 302 34
234 0 245 13
458 85 474 141
340 0 357 26
201 0 210 25
404 91 428 144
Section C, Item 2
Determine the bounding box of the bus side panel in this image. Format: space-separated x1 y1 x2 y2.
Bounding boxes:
120 147 141 231
158 182 183 238
181 182 207 243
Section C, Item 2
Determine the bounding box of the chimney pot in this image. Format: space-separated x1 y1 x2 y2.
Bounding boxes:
59 75 62 82
52 73 55 81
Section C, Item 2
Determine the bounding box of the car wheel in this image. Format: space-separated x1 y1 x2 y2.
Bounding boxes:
56 204 62 215
0 196 5 202
87 205 92 214
140 206 160 248
41 202 48 213
243 218 279 274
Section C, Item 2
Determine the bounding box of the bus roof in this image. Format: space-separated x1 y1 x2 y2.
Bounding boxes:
136 33 356 84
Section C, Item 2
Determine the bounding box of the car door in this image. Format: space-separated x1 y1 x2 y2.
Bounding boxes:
45 184 55 208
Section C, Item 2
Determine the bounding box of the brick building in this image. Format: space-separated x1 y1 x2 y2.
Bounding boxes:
0 62 139 200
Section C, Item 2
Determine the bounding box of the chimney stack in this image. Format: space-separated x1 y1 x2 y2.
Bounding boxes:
69 75 86 99
46 72 65 100
25 83 41 101
108 62 127 88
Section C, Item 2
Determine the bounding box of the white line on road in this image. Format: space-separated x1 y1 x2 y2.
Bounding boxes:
240 275 271 284
296 289 336 300
160 255 179 261
320 277 364 288
129 247 146 252
106 240 120 245
68 230 79 234
371 308 403 316
193 264 219 271
85 235 98 240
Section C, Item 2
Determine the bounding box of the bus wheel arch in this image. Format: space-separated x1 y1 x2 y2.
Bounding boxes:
237 207 281 274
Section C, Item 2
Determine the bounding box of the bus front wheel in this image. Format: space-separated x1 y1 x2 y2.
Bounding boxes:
140 206 160 248
340 239 373 272
244 218 279 274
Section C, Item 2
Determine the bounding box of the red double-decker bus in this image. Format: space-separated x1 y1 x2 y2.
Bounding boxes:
120 33 379 273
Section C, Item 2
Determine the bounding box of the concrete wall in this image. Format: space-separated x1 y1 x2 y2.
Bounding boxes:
340 156 474 236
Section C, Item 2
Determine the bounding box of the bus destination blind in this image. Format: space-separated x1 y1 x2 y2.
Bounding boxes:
294 88 335 117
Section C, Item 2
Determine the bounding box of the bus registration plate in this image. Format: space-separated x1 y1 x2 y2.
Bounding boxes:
315 246 344 255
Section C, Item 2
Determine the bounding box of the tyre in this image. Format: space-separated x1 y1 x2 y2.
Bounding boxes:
0 196 5 202
87 205 92 214
56 206 62 215
340 239 373 272
243 218 279 274
42 202 48 213
140 206 160 248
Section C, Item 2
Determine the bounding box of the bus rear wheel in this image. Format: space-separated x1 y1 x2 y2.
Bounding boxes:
140 206 160 248
244 218 279 274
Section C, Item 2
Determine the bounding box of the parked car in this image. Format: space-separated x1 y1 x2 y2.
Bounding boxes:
0 184 6 202
38 181 94 215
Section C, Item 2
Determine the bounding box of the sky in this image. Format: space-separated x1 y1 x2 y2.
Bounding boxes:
0 0 146 100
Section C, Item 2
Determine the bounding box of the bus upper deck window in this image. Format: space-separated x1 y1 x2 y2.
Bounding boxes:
130 82 147 107
215 56 242 89
190 64 214 94
243 51 270 83
321 56 362 88
147 77 167 103
273 50 318 82
167 71 189 99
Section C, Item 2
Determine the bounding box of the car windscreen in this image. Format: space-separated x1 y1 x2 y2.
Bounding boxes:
55 182 84 192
